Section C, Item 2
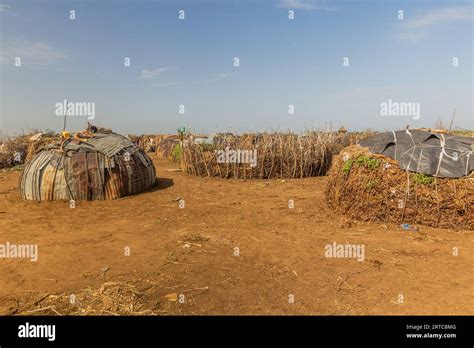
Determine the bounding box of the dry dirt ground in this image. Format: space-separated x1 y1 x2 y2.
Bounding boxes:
0 156 473 315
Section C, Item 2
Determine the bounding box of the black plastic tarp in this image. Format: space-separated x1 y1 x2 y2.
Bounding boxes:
358 130 473 178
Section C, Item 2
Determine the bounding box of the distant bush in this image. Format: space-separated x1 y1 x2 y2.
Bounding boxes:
171 143 182 162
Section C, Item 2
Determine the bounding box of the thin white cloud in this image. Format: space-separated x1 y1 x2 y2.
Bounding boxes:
404 6 472 29
138 67 175 80
151 82 179 87
215 73 231 80
193 73 232 84
395 6 473 43
0 38 66 65
277 0 337 11
393 30 428 43
0 4 11 12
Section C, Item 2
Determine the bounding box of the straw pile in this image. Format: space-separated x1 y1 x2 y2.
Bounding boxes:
0 132 60 169
182 132 359 179
326 145 473 229
19 282 150 316
25 133 62 162
0 137 27 169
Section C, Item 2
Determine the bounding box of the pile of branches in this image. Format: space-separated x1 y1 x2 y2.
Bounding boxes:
0 132 59 169
129 134 181 159
326 145 473 230
0 136 28 169
130 135 157 153
182 132 359 179
155 135 180 159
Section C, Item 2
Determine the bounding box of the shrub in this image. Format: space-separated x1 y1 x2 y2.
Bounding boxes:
355 155 380 169
342 159 353 175
171 143 182 162
412 173 433 185
366 179 377 190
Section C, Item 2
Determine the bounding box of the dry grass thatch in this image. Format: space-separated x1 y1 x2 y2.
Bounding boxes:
181 132 372 179
326 145 473 230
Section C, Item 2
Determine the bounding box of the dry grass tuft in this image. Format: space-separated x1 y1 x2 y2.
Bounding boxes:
20 282 150 316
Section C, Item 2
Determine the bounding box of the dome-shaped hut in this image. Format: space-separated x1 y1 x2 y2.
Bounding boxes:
20 130 156 201
326 130 473 229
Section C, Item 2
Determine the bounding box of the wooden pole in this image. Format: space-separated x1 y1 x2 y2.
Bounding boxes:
448 109 456 133
62 100 68 132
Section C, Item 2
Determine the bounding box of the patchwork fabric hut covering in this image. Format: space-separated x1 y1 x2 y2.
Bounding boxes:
20 132 156 201
358 130 473 178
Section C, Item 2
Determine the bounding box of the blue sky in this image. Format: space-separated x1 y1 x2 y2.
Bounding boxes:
0 0 472 135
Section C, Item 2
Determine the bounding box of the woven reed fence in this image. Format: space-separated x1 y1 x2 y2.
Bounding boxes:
182 132 364 179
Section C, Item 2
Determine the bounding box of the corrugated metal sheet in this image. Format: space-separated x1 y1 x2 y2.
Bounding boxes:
71 153 89 201
45 132 139 157
40 163 57 201
52 168 70 200
50 152 64 170
84 133 138 157
21 151 53 201
86 152 104 200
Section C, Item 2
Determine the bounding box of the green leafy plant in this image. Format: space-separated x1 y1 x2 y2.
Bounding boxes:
177 127 186 141
342 159 353 175
366 179 377 190
171 143 182 162
355 155 380 169
412 173 433 185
